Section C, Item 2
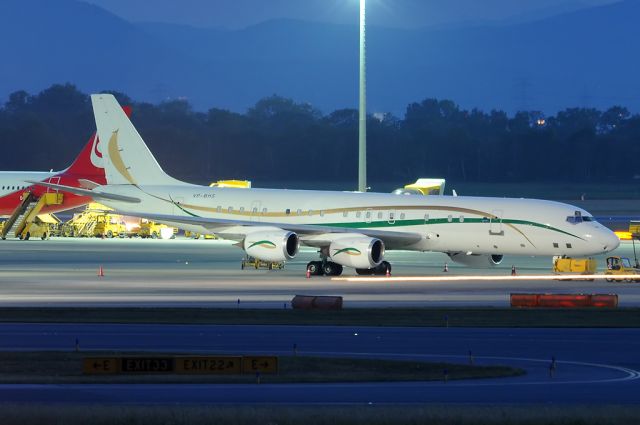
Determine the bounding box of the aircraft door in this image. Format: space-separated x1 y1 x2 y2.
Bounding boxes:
388 210 396 225
46 176 61 193
250 201 261 222
489 209 504 235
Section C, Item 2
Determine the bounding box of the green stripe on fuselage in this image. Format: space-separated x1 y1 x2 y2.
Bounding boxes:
315 218 583 240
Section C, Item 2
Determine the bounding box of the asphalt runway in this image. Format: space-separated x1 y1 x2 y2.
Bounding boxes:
0 323 638 404
0 237 639 307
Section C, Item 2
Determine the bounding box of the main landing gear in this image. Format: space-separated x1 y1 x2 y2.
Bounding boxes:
305 259 392 277
356 261 392 276
306 260 343 276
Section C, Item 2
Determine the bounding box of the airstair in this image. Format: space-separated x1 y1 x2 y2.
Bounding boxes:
1 192 63 240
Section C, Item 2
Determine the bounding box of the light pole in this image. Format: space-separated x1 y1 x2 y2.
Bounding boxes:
358 0 367 192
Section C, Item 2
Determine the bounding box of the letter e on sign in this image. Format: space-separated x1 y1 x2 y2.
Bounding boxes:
83 357 119 375
242 356 278 374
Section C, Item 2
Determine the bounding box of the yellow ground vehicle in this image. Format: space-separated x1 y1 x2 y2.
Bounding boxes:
138 219 175 239
552 256 597 279
604 256 640 282
184 230 218 240
61 203 112 237
209 180 251 189
241 256 285 270
392 178 446 196
93 214 126 238
22 214 61 240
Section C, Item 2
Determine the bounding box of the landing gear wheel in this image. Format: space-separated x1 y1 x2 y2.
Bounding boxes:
356 268 373 276
323 262 343 276
380 261 392 275
307 261 323 276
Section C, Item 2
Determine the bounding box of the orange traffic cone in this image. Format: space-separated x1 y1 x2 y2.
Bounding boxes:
306 267 311 279
98 265 104 277
443 263 449 272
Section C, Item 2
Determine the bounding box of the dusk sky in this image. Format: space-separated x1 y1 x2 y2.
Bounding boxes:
83 0 618 29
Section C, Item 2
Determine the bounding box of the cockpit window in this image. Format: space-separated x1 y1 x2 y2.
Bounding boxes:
566 211 594 223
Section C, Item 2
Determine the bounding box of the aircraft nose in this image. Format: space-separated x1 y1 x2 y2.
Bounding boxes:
601 229 620 253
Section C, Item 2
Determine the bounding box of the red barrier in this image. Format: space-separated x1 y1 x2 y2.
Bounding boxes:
510 293 618 308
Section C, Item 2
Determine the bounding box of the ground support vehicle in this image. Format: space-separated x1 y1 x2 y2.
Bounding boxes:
552 256 597 280
604 256 640 282
241 255 285 270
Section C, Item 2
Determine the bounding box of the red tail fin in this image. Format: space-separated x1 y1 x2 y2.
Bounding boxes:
64 106 132 183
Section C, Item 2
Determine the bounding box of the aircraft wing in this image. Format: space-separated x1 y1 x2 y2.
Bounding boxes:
115 211 423 249
26 181 141 203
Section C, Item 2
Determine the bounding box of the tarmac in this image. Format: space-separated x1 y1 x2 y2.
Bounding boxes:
0 237 638 308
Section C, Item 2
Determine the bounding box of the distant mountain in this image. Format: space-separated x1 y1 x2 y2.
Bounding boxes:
1 0 639 114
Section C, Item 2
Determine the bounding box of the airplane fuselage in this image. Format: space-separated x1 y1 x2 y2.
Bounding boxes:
101 184 619 257
0 171 93 216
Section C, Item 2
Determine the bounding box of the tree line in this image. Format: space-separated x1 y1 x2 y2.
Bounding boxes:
0 84 638 187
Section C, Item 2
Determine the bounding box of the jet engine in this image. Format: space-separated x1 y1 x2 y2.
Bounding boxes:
329 237 385 269
447 253 504 267
244 230 299 262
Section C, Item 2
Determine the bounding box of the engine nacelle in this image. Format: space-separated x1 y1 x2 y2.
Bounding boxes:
447 253 504 267
244 230 299 262
329 237 385 269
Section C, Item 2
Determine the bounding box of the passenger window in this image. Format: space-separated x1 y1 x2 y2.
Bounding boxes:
239 207 245 212
216 206 222 213
366 211 371 219
553 243 559 248
356 211 362 218
377 212 383 219
400 213 405 220
320 211 325 217
228 207 233 213
447 215 453 223
252 207 258 213
459 215 464 223
566 243 572 249
262 208 268 214
343 211 348 218
286 209 291 215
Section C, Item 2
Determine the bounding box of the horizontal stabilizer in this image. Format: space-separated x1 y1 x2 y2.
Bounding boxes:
26 181 141 203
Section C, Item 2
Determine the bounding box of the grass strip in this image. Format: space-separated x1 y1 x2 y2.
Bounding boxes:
0 351 522 384
0 307 639 327
0 404 639 425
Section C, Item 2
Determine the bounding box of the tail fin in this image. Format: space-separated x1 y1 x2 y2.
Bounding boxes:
91 94 182 186
64 106 133 184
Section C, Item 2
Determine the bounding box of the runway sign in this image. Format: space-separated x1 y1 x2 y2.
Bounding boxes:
175 356 242 374
121 357 174 373
83 355 275 375
82 358 119 375
242 356 279 374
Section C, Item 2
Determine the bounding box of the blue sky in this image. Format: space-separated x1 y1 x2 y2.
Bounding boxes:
83 0 618 29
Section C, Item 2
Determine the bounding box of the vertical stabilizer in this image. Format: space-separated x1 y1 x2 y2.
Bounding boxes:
91 94 181 186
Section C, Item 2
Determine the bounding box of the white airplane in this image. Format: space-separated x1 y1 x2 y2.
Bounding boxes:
34 94 620 276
